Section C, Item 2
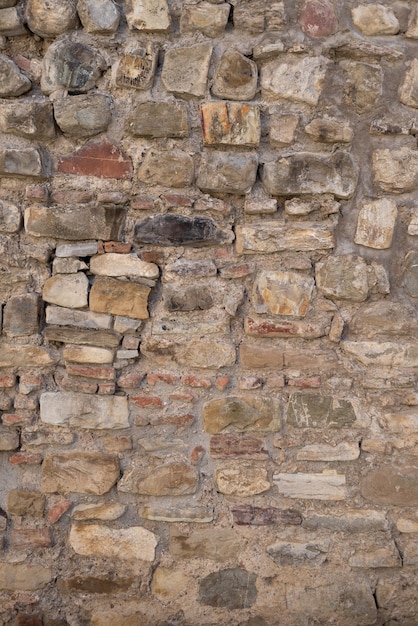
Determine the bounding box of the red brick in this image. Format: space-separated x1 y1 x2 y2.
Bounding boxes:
215 375 230 391
300 0 338 38
287 376 321 388
103 241 132 253
219 263 252 279
0 374 16 388
57 139 133 179
131 195 154 210
19 374 43 393
13 54 31 72
16 615 43 626
98 383 116 395
154 413 195 426
210 434 268 458
60 377 98 394
162 194 193 207
2 413 34 426
66 364 115 381
117 373 144 389
169 392 194 403
25 184 49 202
181 375 211 388
47 500 70 524
10 452 42 465
130 395 163 408
10 528 52 548
147 373 178 386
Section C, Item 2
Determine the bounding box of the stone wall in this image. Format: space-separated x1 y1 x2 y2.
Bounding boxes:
0 0 418 624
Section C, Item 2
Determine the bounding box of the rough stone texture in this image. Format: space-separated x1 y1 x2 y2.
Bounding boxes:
236 223 334 254
267 539 330 566
373 147 418 192
261 56 329 105
26 0 78 37
40 392 129 429
25 205 125 240
0 55 31 97
201 102 260 147
199 569 257 608
297 441 360 461
181 2 230 37
119 461 198 496
286 393 357 428
352 4 399 36
0 6 25 35
361 463 418 505
215 464 270 495
203 395 280 433
126 0 171 32
53 94 112 138
354 198 397 249
300 0 338 37
43 273 89 309
134 214 232 247
212 50 258 101
316 255 369 302
77 0 120 33
90 277 150 319
45 306 112 330
305 117 353 143
151 567 189 601
69 524 158 561
0 99 55 140
170 528 240 561
138 149 194 187
341 60 382 111
0 563 52 591
90 253 158 279
161 44 212 97
0 147 46 178
42 453 120 495
252 270 314 317
114 45 157 91
3 293 40 336
197 151 258 194
57 139 132 179
274 472 347 500
127 101 188 138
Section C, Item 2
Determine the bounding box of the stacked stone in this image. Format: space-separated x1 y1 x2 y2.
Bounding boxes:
1 0 418 623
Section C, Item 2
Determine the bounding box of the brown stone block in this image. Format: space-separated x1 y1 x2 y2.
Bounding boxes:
9 528 52 549
42 453 120 495
201 102 260 147
210 434 268 458
57 140 132 179
90 277 150 320
231 504 302 526
58 575 134 594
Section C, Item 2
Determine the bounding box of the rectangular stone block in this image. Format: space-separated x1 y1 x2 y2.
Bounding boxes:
127 101 189 138
210 434 268 458
302 510 389 532
42 453 120 495
89 277 150 319
267 539 329 566
45 306 112 330
0 345 58 368
25 205 126 240
240 342 284 369
170 528 239 561
231 505 302 526
44 326 120 348
245 316 327 339
296 441 360 461
0 563 51 591
236 223 334 254
201 102 260 147
139 505 213 523
286 393 357 428
202 395 281 434
274 472 347 500
69 524 158 561
40 392 129 429
197 151 258 195
0 147 47 178
3 293 41 336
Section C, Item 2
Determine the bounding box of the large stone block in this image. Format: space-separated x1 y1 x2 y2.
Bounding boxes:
354 198 397 249
342 340 418 367
0 54 31 97
252 270 314 317
286 393 357 428
127 101 188 138
137 149 194 187
236 223 334 254
26 0 78 37
274 472 347 500
161 44 212 97
262 151 357 199
40 392 129 429
181 1 230 37
53 94 112 138
212 50 258 101
373 147 418 192
25 205 125 240
199 569 257 608
3 293 40 336
201 102 260 147
0 563 51 591
215 463 270 496
240 342 284 369
42 453 120 495
361 463 418 505
233 0 285 32
45 306 112 330
89 277 150 319
77 0 120 33
261 55 329 105
43 273 89 309
119 461 198 496
134 214 232 247
0 345 58 368
316 255 369 301
297 442 360 461
349 301 418 338
170 528 240 561
126 0 171 32
197 152 258 195
114 45 157 90
0 99 55 140
202 395 281 434
0 147 46 178
69 524 158 561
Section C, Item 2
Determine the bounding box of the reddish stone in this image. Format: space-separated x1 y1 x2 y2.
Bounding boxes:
155 413 195 426
66 364 115 381
13 54 31 72
231 505 302 526
60 377 98 394
14 395 39 411
131 195 154 210
97 240 105 254
190 445 205 465
219 263 252 279
181 375 212 389
98 383 116 395
210 434 268 458
300 0 338 38
169 392 194 402
0 375 16 388
10 528 52 548
122 336 140 350
103 242 132 253
141 250 164 264
47 500 70 524
2 413 33 426
51 190 94 204
266 375 286 388
130 395 163 408
97 192 127 205
10 452 42 465
117 373 144 389
25 184 49 202
147 373 178 386
215 375 230 391
19 374 43 391
57 139 133 179
287 376 321 388
162 194 193 207
16 616 43 626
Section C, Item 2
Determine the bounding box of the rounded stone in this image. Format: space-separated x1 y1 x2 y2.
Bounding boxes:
212 50 258 101
300 0 338 38
26 0 79 38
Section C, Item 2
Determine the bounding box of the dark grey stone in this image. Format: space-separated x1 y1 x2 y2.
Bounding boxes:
134 214 231 247
198 568 257 609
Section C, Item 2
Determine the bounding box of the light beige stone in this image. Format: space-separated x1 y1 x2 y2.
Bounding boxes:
114 45 158 91
26 0 78 37
395 516 418 533
63 345 114 364
138 149 194 187
46 306 112 330
126 0 171 31
297 442 360 461
351 4 399 36
342 341 418 367
0 200 21 233
316 255 369 302
202 395 281 434
0 563 51 591
216 464 270 496
354 199 397 249
53 257 88 274
69 524 158 561
252 270 314 317
267 539 330 566
406 4 418 38
42 273 89 309
274 472 347 500
236 223 334 254
302 510 389 533
119 461 198 496
90 277 150 320
261 55 329 105
170 528 240 561
40 392 129 429
151 567 190 601
72 502 126 521
42 453 120 495
175 337 236 369
305 117 353 143
0 7 25 35
349 544 401 568
139 506 213 523
181 1 230 37
161 44 212 97
373 147 418 193
0 345 58 368
245 315 328 339
269 113 298 146
90 253 158 279
400 59 418 108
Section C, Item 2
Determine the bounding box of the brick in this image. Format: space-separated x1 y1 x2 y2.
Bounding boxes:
201 102 260 147
130 395 163 408
181 375 211 388
47 499 71 524
57 139 132 179
0 375 15 388
146 373 177 386
66 364 115 381
118 373 144 389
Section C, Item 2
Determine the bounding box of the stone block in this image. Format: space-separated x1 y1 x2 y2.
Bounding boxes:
69 523 158 561
203 395 281 434
349 301 418 338
126 0 171 32
175 337 236 369
90 253 158 279
161 44 212 97
0 427 19 451
42 453 120 495
134 214 232 246
25 205 125 240
118 461 198 496
77 0 120 33
349 544 402 568
342 341 418 367
0 200 21 233
114 45 157 90
286 393 357 428
216 463 270 495
233 0 285 32
151 567 189 601
305 117 353 142
261 55 329 105
354 198 397 249
201 102 260 147
53 258 88 274
303 510 388 532
10 528 52 549
316 254 369 301
197 151 258 195
341 60 382 111
267 539 329 566
274 472 347 500
240 343 284 369
164 286 213 312
0 147 46 178
351 4 399 35
45 306 112 330
300 0 338 37
3 293 40 336
262 151 357 199
56 242 98 257
43 273 89 309
252 270 314 317
26 0 78 37
170 528 240 561
127 101 188 138
0 6 25 35
72 502 126 521
361 463 418 505
58 575 134 594
137 149 194 187
245 315 327 339
57 139 132 179
231 505 302 526
269 113 298 146
53 94 112 138
297 442 360 461
236 223 334 254
210 434 268 459
400 59 418 108
7 489 44 517
0 345 58 368
0 54 30 97
139 505 213 523
403 251 418 297
41 39 106 95
90 277 150 319
181 2 229 37
406 3 418 38
0 563 51 591
199 569 257 609
0 98 54 140
212 50 258 101
41 392 128 429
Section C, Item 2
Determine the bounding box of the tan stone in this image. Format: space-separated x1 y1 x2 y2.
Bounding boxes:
406 4 418 38
269 113 299 146
151 566 190 601
236 223 334 254
216 463 270 496
0 199 21 233
400 59 418 108
373 147 418 192
7 490 45 517
72 502 126 521
351 4 399 36
274 472 347 500
316 255 369 302
342 341 418 367
90 253 158 279
361 463 418 505
26 0 78 37
0 563 51 591
297 442 360 461
90 277 150 320
161 44 212 97
212 50 258 101
25 205 125 241
261 55 329 105
349 301 417 338
126 0 170 31
302 510 389 533
305 117 353 143
170 528 240 561
202 395 280 434
181 1 230 37
138 149 194 187
175 337 236 369
201 102 260 147
63 345 114 364
0 345 58 368
252 270 314 317
119 461 198 496
197 151 258 195
69 523 158 561
354 199 397 249
240 343 284 369
349 545 401 568
53 93 112 138
42 453 119 495
139 505 213 523
0 7 25 36
114 45 158 91
395 516 418 533
341 61 382 111
127 101 189 138
40 392 129 429
43 273 89 309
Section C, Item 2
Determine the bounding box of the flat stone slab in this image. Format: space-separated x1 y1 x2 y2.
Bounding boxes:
261 55 329 105
42 452 120 495
89 277 151 320
134 214 232 247
203 395 281 433
286 393 357 428
25 205 126 240
274 472 347 500
40 392 129 429
236 223 334 254
69 523 158 561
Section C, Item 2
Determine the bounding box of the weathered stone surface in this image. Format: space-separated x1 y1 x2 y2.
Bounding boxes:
0 54 31 97
0 563 51 591
268 539 329 566
316 255 369 302
46 306 112 330
0 200 21 233
261 56 329 105
0 147 46 178
350 301 418 338
139 505 213 523
342 340 418 367
303 510 389 532
349 544 401 569
181 2 229 37
201 102 260 147
197 152 258 195
203 395 280 434
233 0 285 32
26 0 78 37
285 194 340 217
199 569 257 609
3 293 40 336
240 343 284 369
57 139 132 179
10 527 52 549
0 345 58 368
151 567 189 601
56 242 98 257
352 4 399 36
400 59 418 108
212 50 258 101
406 3 418 38
138 149 194 187
403 251 418 297
25 205 125 240
305 117 353 143
262 151 357 199
341 60 382 111
77 0 120 33
395 515 418 533
210 434 267 459
58 575 134 594
42 453 119 495
40 392 129 429
119 461 198 496
135 214 231 247
165 258 217 279
354 198 397 249
41 39 106 95
245 315 328 339
69 524 157 561
297 442 360 461
53 94 112 138
0 99 55 140
170 528 240 561
231 505 302 526
215 463 270 496
0 6 25 35
72 502 126 521
126 0 171 32
0 426 19 451
114 45 157 90
90 253 158 279
161 44 212 97
236 223 334 254
43 273 89 309
53 257 88 274
269 113 299 146
252 270 314 317
274 472 347 500
127 101 188 138
300 0 338 37
7 489 44 517
361 463 418 505
286 393 357 428
90 277 150 319
176 338 236 368
164 286 213 312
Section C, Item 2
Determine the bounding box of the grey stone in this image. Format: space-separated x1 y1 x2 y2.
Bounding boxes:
0 0 18 7
303 510 389 532
212 50 258 101
403 251 418 297
41 39 106 95
56 242 98 257
0 7 26 35
138 149 194 187
43 273 88 309
134 214 232 247
286 393 357 428
45 306 112 330
40 392 129 429
3 293 41 336
25 205 125 240
197 151 258 195
341 60 382 111
0 147 46 178
274 472 347 500
0 200 21 233
373 146 418 193
77 0 120 33
406 3 418 38
233 0 285 32
114 45 157 91
0 55 31 97
0 99 55 141
199 569 257 609
164 287 213 312
127 101 188 138
53 94 112 138
262 151 357 199
126 0 171 32
161 44 212 97
26 0 78 37
349 301 418 338
316 255 369 301
267 540 329 566
261 55 329 105
181 1 230 37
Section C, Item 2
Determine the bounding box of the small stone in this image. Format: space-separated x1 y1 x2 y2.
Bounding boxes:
77 0 120 33
0 563 51 591
274 472 347 500
72 502 126 521
53 94 112 138
0 7 25 35
297 442 360 461
126 0 171 32
354 198 397 249
0 427 19 451
300 0 338 38
203 395 280 434
161 44 212 97
114 45 157 90
316 254 369 302
152 567 190 601
0 200 20 233
139 505 213 523
138 149 194 187
267 539 330 566
231 505 301 526
43 273 89 309
341 60 382 111
135 214 231 247
42 452 119 495
165 258 217 278
403 250 418 298
400 59 418 108
58 575 134 594
406 4 418 38
240 343 283 369
236 223 334 254
286 393 357 428
119 461 198 496
269 113 298 146
361 463 418 505
127 101 188 138
245 316 327 339
252 270 314 317
261 55 329 105
0 147 46 178
164 286 213 312
197 151 258 195
373 147 418 192
199 569 257 609
90 277 150 320
26 0 78 37
90 253 158 279
41 39 106 95
7 490 44 517
305 117 353 142
351 4 399 36
56 242 98 257
253 34 285 61
10 528 52 549
45 306 112 330
181 1 229 37
212 50 258 101
201 102 260 147
285 194 340 217
210 434 268 458
216 463 270 496
3 294 40 336
53 257 88 274
69 523 158 561
57 139 132 180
